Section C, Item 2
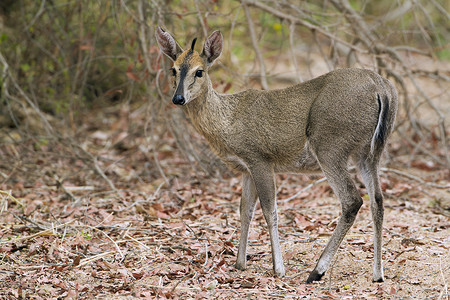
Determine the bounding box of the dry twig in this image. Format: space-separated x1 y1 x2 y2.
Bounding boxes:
381 167 450 189
243 1 269 90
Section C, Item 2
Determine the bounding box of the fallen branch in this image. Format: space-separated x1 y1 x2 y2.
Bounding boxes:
75 251 116 269
381 167 450 189
280 177 328 203
0 220 75 244
0 190 23 207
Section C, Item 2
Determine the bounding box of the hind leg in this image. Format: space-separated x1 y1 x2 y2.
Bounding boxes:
307 157 363 283
359 158 385 282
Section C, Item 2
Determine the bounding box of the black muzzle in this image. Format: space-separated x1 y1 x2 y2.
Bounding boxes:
172 94 185 105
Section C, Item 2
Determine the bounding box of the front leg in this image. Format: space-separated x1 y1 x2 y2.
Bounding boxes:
236 173 258 271
250 164 285 277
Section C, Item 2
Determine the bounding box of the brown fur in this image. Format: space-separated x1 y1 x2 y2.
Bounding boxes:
175 50 204 69
156 27 398 283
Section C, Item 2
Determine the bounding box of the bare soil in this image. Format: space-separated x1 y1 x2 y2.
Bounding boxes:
0 112 448 300
0 53 449 299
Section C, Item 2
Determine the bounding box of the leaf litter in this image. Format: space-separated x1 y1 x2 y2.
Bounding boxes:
0 105 448 299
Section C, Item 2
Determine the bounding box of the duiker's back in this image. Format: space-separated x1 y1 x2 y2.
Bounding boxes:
156 27 398 284
224 68 396 169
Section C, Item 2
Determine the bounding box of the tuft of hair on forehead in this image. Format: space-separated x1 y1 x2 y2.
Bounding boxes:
175 47 205 68
190 38 197 52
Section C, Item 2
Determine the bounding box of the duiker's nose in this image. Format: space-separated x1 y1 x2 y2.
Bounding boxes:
172 94 185 105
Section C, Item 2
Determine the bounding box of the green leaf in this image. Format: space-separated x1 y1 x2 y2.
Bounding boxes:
20 64 31 72
0 33 8 44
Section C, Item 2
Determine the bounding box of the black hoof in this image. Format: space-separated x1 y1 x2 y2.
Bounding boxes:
306 270 324 283
373 277 384 283
235 263 246 271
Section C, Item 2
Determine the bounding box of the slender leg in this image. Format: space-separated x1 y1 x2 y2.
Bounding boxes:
307 165 362 283
250 164 285 277
236 173 258 271
359 160 384 282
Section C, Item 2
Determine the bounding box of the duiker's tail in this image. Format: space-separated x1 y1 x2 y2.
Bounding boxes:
370 94 392 155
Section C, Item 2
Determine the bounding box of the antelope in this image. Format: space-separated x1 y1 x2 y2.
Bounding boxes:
155 27 397 283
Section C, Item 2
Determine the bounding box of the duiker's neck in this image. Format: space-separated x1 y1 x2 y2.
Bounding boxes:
185 75 235 115
183 75 235 145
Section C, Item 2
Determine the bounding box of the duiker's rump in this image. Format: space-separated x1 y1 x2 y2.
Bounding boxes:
156 27 398 283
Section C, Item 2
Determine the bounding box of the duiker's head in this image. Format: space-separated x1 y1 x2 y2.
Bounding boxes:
155 27 223 105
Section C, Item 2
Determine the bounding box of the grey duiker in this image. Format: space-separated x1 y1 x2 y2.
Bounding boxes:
156 26 397 283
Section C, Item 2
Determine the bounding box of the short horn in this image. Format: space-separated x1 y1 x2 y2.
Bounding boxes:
191 37 197 51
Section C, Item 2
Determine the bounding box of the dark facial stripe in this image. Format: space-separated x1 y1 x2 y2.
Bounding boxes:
174 63 189 96
180 63 189 79
174 49 201 97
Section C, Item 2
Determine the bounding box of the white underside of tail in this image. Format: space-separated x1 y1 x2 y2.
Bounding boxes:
370 94 384 155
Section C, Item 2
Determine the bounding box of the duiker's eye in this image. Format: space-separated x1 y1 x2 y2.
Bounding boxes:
195 70 204 78
171 68 176 76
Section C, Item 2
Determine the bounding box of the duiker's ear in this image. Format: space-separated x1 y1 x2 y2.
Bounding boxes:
155 26 183 61
201 30 223 66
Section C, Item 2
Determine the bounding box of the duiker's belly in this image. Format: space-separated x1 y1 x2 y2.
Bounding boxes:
273 145 321 174
223 144 321 174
